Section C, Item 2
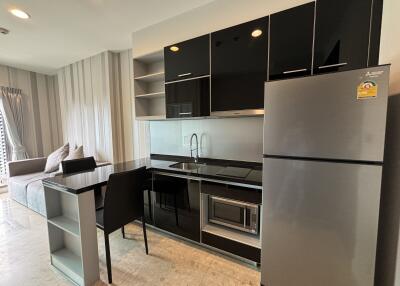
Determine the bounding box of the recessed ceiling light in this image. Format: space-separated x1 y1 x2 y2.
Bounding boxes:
9 8 30 19
170 46 179 52
251 29 263 38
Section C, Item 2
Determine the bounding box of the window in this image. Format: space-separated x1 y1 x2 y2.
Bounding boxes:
0 111 8 175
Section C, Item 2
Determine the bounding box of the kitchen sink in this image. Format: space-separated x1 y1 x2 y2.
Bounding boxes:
169 162 205 171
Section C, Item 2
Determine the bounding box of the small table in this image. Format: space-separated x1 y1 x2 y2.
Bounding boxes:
42 159 149 286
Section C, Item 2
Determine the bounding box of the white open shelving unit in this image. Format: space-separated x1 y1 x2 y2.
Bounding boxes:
133 50 166 120
44 186 99 286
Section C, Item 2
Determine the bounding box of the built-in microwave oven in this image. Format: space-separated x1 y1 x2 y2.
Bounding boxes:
208 195 259 234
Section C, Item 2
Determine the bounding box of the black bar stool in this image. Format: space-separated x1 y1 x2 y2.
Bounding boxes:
62 157 104 210
95 167 148 284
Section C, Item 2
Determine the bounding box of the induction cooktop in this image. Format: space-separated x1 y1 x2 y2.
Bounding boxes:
216 166 252 178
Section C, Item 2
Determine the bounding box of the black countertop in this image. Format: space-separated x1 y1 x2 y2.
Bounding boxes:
150 158 262 186
42 157 262 194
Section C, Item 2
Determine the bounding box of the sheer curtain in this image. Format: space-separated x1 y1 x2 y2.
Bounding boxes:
0 87 28 160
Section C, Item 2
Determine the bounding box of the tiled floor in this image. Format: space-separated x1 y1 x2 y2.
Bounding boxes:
0 193 260 285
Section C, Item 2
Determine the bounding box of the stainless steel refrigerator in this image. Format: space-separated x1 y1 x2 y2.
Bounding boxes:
261 65 390 286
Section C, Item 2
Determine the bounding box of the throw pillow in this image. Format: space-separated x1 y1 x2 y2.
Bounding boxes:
44 143 69 173
64 145 84 161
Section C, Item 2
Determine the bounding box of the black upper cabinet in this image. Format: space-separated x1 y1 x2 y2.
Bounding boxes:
211 17 269 113
165 77 210 118
164 35 210 82
269 2 315 80
314 0 374 74
161 0 383 119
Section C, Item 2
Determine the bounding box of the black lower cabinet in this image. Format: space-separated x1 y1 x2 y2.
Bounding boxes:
202 231 261 263
152 174 200 242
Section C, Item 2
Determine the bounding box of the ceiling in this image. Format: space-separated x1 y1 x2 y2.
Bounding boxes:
0 0 215 74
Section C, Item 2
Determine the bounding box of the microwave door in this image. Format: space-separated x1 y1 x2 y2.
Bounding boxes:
209 197 245 229
209 196 258 234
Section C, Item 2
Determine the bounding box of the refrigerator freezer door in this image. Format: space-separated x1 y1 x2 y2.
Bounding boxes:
263 66 389 162
261 158 382 286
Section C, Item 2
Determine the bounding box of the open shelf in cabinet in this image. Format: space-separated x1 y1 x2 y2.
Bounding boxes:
52 248 83 285
133 50 166 120
134 71 165 82
135 91 165 99
48 223 83 285
45 188 80 236
48 215 80 237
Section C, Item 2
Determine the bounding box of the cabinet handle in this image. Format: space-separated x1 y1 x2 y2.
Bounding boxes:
318 62 348 69
283 68 307 74
179 112 192 115
178 73 192 77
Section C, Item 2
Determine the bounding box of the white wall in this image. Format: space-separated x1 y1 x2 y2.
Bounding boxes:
0 64 62 158
150 117 263 162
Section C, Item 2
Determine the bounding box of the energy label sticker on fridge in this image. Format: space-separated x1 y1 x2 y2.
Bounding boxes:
357 81 378 99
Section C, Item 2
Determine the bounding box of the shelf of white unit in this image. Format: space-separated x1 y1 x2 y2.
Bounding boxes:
134 72 165 82
51 248 83 285
202 223 261 249
48 215 80 237
135 91 165 99
133 50 166 120
136 115 166 121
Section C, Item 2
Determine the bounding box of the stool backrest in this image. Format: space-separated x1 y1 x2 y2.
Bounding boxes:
103 167 146 234
62 157 97 175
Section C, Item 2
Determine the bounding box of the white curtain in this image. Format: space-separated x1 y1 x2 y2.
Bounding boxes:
0 87 28 160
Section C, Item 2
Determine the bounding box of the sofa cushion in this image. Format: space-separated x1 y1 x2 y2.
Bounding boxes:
9 171 59 214
26 180 46 216
45 143 69 173
9 171 52 184
9 172 48 206
8 179 28 206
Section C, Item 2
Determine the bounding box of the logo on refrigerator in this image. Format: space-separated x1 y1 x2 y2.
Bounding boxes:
357 81 378 99
365 71 384 78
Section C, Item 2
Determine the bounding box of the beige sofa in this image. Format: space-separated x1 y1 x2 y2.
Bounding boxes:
8 157 58 215
8 157 109 216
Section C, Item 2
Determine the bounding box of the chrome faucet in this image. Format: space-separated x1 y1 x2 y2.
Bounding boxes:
190 133 199 163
